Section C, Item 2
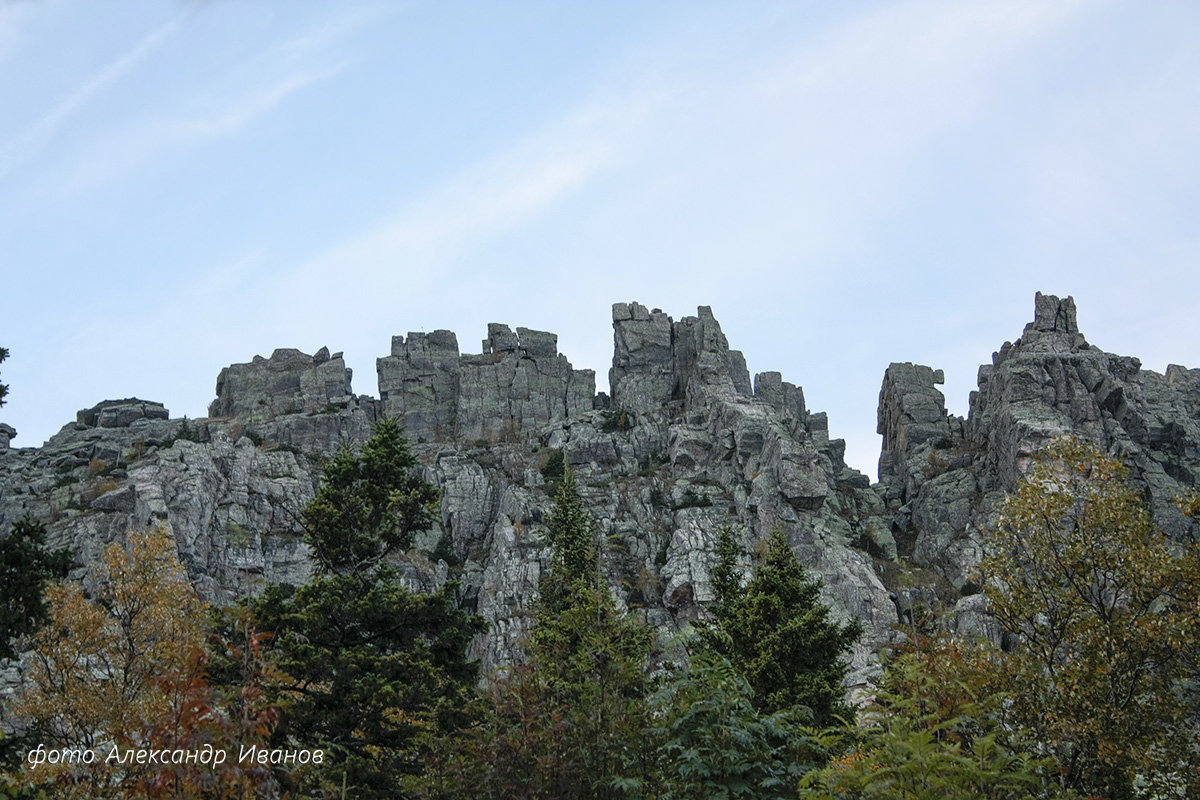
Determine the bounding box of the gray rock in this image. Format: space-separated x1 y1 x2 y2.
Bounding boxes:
210 348 355 422
78 398 169 428
7 292 1199 705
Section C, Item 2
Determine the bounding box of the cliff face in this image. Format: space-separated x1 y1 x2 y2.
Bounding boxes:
2 293 1198 692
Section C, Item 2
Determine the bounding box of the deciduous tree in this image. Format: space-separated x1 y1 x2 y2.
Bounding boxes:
801 647 1061 800
12 527 280 799
978 436 1200 799
653 649 821 800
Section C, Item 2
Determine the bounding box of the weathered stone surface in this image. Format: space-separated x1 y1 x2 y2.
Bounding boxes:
6 292 1199 702
610 301 676 414
0 424 14 449
377 324 594 444
377 330 461 438
881 292 1200 622
210 348 355 422
754 371 806 423
76 398 170 429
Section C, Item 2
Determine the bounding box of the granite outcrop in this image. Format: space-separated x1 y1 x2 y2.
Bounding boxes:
3 293 1199 700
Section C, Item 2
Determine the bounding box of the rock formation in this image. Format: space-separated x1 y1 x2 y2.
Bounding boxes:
376 325 595 443
2 292 1198 699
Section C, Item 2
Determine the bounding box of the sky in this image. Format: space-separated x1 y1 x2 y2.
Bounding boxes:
2 0 1199 479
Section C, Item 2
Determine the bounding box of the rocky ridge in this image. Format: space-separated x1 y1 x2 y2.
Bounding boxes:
2 293 1198 697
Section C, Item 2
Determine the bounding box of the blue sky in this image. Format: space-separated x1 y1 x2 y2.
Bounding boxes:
3 1 1199 478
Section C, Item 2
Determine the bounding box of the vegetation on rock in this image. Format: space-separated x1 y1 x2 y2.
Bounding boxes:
248 417 483 799
701 526 862 725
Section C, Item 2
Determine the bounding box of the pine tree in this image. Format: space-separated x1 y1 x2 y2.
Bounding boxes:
702 527 861 725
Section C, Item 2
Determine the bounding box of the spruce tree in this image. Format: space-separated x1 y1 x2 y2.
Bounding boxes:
0 516 70 782
528 465 654 798
252 418 483 799
0 517 71 662
0 346 9 408
702 527 861 725
426 466 654 799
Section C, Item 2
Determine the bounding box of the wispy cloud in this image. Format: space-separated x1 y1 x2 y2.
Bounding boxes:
251 0 1094 364
18 4 381 199
271 95 650 314
48 64 343 195
0 6 190 179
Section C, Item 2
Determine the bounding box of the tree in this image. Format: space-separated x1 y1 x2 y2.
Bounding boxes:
0 516 69 799
537 465 597 613
418 467 654 800
801 648 1062 800
251 417 483 799
653 649 821 800
977 436 1200 799
10 527 281 799
0 346 9 408
701 527 861 725
0 517 70 663
301 415 439 574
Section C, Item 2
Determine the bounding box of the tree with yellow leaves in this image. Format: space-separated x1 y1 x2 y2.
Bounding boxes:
978 437 1200 799
11 528 281 799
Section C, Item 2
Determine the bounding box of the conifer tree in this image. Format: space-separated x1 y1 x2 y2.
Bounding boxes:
702 527 861 725
0 346 9 408
252 418 483 799
527 465 654 797
424 466 654 799
0 517 70 662
0 515 70 793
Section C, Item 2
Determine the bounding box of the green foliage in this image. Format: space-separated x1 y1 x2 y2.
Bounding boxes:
601 409 633 433
525 465 654 797
526 584 655 798
163 417 203 447
420 464 654 799
540 466 597 611
0 516 71 661
302 416 439 574
254 576 482 797
540 449 565 487
709 523 741 613
702 528 861 725
429 532 461 567
675 489 713 509
0 346 8 408
250 418 483 799
977 436 1200 799
802 649 1064 800
653 649 823 799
